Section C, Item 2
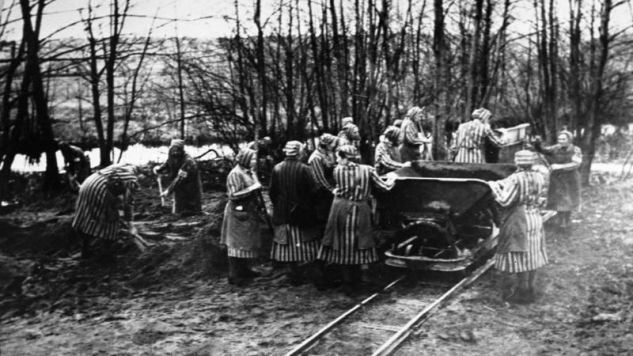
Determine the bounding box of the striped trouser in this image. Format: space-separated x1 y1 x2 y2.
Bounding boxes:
494 209 548 273
270 225 320 262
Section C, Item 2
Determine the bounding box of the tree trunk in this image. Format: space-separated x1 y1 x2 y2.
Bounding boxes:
19 0 59 191
580 0 614 184
464 0 484 120
433 0 448 160
254 0 267 137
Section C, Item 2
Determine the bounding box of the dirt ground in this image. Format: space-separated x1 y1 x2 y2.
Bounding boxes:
1 170 632 355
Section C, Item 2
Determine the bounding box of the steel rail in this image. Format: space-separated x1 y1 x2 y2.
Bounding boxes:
284 275 407 356
371 259 495 356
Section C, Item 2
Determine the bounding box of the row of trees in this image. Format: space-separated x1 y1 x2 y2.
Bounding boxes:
185 0 633 181
1 0 632 200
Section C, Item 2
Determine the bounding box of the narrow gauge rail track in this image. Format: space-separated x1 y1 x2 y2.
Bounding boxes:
285 259 494 356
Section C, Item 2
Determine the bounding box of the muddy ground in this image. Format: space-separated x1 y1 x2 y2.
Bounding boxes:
0 170 632 355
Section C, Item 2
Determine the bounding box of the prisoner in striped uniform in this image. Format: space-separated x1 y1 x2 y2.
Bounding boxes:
534 130 582 232
220 148 263 285
269 141 321 285
153 139 202 215
318 145 396 288
451 108 505 163
488 150 548 304
337 117 361 148
72 164 139 258
399 106 432 162
308 133 338 225
375 126 409 175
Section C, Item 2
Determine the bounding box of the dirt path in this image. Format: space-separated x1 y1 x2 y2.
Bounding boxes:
1 180 632 355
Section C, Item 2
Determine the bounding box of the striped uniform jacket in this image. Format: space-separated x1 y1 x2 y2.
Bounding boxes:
489 169 548 273
374 140 405 175
452 119 503 163
318 163 395 265
72 164 138 240
269 158 320 262
400 118 424 146
332 163 393 201
308 148 335 192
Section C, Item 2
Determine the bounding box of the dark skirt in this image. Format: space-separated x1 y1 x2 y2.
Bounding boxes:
548 170 581 212
173 173 203 214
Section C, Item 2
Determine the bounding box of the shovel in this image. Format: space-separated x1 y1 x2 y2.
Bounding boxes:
156 176 166 207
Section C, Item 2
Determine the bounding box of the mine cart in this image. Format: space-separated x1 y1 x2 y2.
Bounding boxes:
375 161 554 272
487 122 531 164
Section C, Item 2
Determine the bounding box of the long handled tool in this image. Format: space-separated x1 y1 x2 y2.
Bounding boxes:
156 175 166 207
122 222 153 252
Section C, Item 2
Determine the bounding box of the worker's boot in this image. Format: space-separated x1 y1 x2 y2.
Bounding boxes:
499 273 517 302
79 232 92 259
558 212 570 234
287 263 306 286
341 266 357 296
228 258 247 286
313 262 341 290
507 272 531 304
527 270 539 302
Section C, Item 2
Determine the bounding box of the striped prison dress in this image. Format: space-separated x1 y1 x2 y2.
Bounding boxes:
269 158 320 262
222 165 261 259
452 119 503 163
72 164 138 240
270 224 320 262
489 169 548 273
308 148 335 192
374 139 405 175
399 118 424 162
318 163 395 265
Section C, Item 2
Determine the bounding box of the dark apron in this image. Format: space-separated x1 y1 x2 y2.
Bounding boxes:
497 204 529 254
220 198 262 251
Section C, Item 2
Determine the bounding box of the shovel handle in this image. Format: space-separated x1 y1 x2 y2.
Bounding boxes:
157 176 166 207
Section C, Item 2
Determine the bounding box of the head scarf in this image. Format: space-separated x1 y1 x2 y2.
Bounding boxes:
383 126 401 144
236 148 256 169
558 129 573 141
514 150 536 166
472 108 492 122
405 106 424 122
283 140 303 157
341 117 354 127
337 144 360 163
169 139 185 149
319 133 338 149
168 139 185 157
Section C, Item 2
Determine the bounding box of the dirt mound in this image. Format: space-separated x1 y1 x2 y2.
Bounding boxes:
0 217 78 257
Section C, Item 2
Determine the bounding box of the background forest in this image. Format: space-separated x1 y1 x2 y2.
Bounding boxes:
1 0 633 197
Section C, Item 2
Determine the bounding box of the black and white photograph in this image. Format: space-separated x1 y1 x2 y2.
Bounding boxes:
0 0 632 354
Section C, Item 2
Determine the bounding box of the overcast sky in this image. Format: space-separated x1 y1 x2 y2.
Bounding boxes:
1 0 632 42
2 0 263 40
